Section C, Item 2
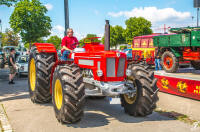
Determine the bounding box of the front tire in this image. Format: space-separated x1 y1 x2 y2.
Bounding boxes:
161 51 179 73
28 46 55 103
120 65 159 116
52 64 85 124
191 61 200 70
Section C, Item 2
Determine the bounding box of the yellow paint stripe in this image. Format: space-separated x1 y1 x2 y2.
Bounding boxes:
131 48 155 51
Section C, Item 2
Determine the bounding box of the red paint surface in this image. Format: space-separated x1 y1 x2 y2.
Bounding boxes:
155 74 200 100
34 43 57 53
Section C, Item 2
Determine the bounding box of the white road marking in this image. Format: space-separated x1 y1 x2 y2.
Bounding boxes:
0 104 13 132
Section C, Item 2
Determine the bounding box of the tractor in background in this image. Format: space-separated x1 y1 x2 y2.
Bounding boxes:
154 27 200 73
28 21 158 124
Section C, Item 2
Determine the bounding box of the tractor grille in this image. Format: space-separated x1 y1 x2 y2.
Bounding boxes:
107 58 116 77
117 58 125 77
106 58 125 77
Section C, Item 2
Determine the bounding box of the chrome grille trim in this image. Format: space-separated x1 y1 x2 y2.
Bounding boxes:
107 58 115 77
117 58 125 77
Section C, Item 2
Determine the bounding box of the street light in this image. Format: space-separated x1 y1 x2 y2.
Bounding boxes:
64 0 69 36
0 19 2 47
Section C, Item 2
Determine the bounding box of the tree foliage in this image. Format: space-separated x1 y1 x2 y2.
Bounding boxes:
123 17 152 43
0 0 18 7
102 25 125 49
79 34 101 47
9 0 52 47
1 28 19 47
46 35 61 49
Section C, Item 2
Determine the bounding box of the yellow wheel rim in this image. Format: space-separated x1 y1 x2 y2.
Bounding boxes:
123 81 137 104
30 58 36 91
54 79 63 110
124 94 137 104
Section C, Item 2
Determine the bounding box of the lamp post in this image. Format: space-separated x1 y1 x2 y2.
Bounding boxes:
194 0 200 27
64 0 69 36
0 19 2 47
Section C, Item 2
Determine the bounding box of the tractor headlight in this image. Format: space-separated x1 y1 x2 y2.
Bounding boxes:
126 69 132 76
97 70 103 77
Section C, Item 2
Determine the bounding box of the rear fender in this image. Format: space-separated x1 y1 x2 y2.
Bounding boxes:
34 43 57 53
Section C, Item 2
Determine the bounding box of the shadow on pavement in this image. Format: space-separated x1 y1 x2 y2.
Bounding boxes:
0 68 29 102
65 98 174 128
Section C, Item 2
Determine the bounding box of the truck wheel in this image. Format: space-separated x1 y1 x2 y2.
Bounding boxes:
28 46 55 103
120 65 159 116
191 61 200 70
161 51 178 73
52 64 85 124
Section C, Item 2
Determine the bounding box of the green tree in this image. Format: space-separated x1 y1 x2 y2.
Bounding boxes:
1 29 19 46
123 17 152 43
102 25 125 49
46 35 61 49
79 34 101 47
9 0 52 48
0 0 18 7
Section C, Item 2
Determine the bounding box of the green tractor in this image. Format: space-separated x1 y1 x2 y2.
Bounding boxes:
154 27 200 73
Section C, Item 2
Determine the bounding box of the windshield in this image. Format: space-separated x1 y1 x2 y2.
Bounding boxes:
17 56 29 63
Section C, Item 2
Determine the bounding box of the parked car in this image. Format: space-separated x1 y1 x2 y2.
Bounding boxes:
0 47 5 68
16 55 29 77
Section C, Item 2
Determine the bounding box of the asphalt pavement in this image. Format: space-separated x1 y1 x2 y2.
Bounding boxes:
0 68 199 132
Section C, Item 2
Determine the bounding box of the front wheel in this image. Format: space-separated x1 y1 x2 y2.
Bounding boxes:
120 65 159 116
52 64 85 124
161 51 179 73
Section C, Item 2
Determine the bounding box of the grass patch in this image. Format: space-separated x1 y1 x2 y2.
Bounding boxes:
155 108 200 127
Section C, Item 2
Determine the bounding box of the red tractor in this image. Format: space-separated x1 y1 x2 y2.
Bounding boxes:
28 21 158 124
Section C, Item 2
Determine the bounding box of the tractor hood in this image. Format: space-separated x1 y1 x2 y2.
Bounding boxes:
72 50 127 82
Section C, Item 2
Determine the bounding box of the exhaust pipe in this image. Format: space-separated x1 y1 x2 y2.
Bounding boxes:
104 20 110 51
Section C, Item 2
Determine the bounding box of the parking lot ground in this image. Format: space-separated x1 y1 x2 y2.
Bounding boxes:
0 68 200 132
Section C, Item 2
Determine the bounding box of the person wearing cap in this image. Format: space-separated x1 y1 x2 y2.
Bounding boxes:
61 28 79 61
8 48 16 84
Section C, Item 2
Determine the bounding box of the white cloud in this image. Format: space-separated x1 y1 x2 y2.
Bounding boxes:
50 25 65 38
45 3 53 10
54 25 65 33
108 7 191 23
94 10 99 15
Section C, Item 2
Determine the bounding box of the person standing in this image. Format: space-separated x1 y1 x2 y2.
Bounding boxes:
61 28 79 61
155 48 162 70
8 48 16 84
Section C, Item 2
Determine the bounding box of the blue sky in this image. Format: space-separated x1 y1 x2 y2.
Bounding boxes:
0 0 197 40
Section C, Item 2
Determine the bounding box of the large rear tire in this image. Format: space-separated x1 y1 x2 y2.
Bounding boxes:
120 65 159 116
161 51 179 73
28 46 55 103
191 61 200 70
52 64 85 124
